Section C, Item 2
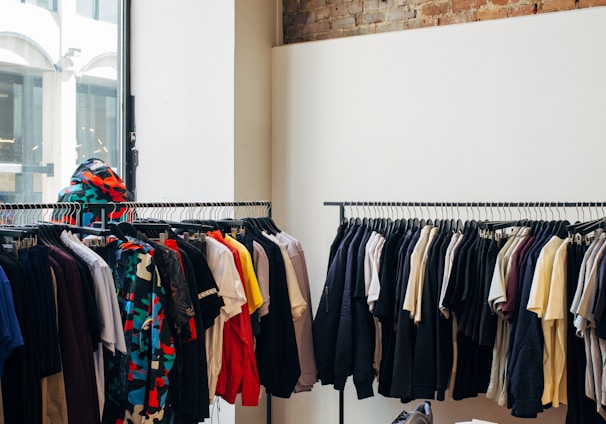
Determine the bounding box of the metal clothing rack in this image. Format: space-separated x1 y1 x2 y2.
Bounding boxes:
0 200 275 424
323 200 606 424
325 201 606 223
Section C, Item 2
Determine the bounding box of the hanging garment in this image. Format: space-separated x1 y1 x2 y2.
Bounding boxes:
252 240 271 318
252 229 301 398
565 240 606 424
0 249 42 424
0 266 23 378
374 230 407 397
55 158 134 226
526 235 566 407
104 238 175 424
314 224 358 386
210 231 260 406
149 236 213 423
333 225 369 394
201 235 246 403
275 231 318 393
49 246 101 423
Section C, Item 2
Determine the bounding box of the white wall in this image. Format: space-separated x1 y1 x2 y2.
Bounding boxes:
132 0 236 202
234 0 277 202
271 7 606 424
133 0 277 204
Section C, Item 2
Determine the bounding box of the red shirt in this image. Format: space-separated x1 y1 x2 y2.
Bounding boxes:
208 230 260 406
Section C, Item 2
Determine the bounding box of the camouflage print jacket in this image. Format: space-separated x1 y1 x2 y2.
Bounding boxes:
105 237 175 424
56 158 133 226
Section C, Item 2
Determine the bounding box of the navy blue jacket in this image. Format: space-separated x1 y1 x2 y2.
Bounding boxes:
313 225 357 385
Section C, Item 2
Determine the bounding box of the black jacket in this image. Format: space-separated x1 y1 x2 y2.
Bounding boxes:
253 231 301 397
313 225 357 386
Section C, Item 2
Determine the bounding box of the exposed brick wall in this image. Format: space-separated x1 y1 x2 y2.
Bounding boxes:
283 0 606 43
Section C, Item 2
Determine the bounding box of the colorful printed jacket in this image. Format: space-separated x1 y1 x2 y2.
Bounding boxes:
55 158 134 226
106 237 175 424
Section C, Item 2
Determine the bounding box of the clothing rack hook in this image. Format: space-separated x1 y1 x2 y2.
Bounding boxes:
74 202 82 226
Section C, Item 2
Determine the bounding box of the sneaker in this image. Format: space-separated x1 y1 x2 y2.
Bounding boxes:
391 401 433 424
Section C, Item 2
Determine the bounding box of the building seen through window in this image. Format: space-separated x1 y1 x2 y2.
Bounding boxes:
0 0 122 203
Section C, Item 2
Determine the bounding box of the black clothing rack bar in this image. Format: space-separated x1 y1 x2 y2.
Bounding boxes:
324 201 606 208
0 200 271 210
0 200 274 424
325 201 606 223
323 200 606 424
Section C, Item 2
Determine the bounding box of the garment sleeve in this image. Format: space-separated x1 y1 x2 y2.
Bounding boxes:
253 241 271 318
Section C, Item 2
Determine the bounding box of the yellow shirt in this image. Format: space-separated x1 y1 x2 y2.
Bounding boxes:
527 235 565 407
544 238 569 407
225 234 264 315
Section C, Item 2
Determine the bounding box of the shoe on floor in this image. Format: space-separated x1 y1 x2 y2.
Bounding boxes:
390 401 433 424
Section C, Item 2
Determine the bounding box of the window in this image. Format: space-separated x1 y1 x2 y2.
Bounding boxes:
19 0 57 11
0 0 124 203
77 0 118 23
76 80 118 165
0 71 43 203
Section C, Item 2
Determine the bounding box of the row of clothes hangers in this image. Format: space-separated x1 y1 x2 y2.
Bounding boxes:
0 217 283 254
0 205 281 253
342 213 606 245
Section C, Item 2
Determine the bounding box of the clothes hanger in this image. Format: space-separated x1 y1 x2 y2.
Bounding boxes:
568 218 605 237
0 227 36 239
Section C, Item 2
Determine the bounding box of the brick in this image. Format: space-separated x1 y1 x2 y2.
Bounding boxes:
396 0 409 5
490 0 509 6
348 1 364 13
316 0 328 6
302 20 331 34
578 0 606 7
357 11 386 23
298 0 316 11
510 3 536 15
379 0 396 7
284 1 299 13
452 0 485 11
407 0 432 6
317 6 331 19
377 21 406 31
330 4 349 18
284 24 305 39
364 0 380 10
315 31 345 40
284 35 313 43
406 16 439 27
331 15 357 28
421 1 450 15
476 6 509 19
386 8 407 20
539 0 575 11
331 4 349 16
284 12 310 25
344 26 377 36
439 10 476 23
